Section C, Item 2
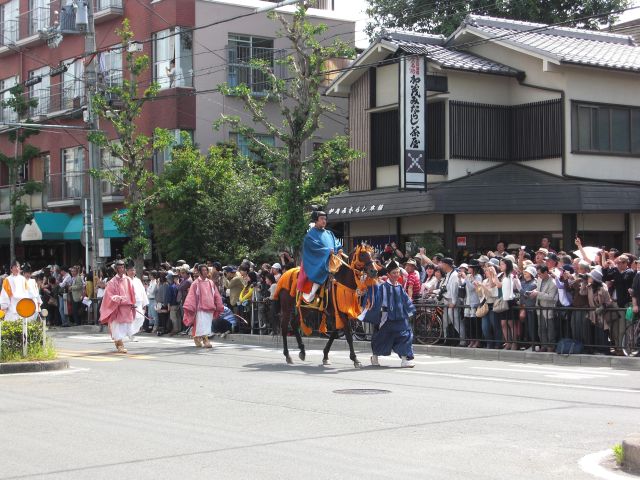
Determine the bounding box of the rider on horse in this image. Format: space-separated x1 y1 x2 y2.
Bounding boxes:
299 209 343 303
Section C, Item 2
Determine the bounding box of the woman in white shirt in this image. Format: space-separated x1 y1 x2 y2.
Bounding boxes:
480 263 500 348
494 258 518 350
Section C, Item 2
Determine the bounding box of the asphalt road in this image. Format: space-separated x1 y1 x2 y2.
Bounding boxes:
1 329 639 480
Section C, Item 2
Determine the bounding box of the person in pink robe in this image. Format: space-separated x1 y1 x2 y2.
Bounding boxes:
183 264 224 348
99 260 136 353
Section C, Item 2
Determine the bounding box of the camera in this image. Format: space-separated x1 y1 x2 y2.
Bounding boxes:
437 285 447 301
578 273 587 279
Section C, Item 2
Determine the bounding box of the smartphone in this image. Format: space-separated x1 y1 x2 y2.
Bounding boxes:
520 245 526 250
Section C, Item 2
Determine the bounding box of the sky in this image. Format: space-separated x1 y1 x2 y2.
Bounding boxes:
332 0 640 50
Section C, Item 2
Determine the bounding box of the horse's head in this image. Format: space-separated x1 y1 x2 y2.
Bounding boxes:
351 244 379 278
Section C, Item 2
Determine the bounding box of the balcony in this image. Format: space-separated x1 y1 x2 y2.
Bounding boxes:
29 87 86 118
227 47 287 95
0 184 43 214
47 172 123 207
94 0 124 24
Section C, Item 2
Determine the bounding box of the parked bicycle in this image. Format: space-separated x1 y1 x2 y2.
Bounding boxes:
412 298 444 345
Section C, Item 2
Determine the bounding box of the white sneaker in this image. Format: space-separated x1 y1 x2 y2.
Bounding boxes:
400 357 415 368
370 355 379 366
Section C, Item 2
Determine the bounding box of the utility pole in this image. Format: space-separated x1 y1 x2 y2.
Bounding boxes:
84 0 104 323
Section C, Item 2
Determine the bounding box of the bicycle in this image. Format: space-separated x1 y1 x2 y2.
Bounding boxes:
412 299 444 345
622 319 640 357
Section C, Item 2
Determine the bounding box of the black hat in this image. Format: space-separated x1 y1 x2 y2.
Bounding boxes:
562 264 575 274
385 259 400 271
21 262 31 273
468 259 481 268
441 257 455 267
544 252 559 263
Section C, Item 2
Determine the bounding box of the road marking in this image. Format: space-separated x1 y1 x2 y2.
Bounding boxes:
0 367 89 377
471 366 619 380
399 369 640 393
57 349 155 362
505 364 628 376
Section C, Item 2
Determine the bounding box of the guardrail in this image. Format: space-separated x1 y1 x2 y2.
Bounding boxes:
231 299 640 357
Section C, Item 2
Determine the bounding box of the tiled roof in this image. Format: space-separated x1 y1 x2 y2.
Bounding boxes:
462 15 640 72
382 32 522 77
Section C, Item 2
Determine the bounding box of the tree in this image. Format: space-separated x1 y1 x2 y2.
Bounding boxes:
153 136 274 264
365 0 631 37
0 85 43 263
217 3 359 255
89 19 169 271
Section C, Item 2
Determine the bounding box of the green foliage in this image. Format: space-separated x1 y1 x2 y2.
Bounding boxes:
89 19 167 263
216 4 358 254
0 320 56 362
365 0 631 37
407 232 445 257
153 137 274 264
613 443 625 466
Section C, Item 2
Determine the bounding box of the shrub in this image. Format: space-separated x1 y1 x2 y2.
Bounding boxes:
613 443 625 466
0 320 56 362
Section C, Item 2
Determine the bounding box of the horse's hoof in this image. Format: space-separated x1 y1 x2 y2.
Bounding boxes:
286 356 293 364
322 358 331 366
299 351 306 361
353 361 362 369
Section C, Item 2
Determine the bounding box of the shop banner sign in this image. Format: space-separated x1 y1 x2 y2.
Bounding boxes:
401 55 426 190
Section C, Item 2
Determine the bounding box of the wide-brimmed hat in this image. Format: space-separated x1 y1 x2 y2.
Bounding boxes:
525 266 538 277
536 248 549 255
478 255 490 264
588 270 603 283
404 258 417 267
458 263 469 270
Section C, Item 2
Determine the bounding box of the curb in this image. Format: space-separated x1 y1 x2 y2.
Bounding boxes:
220 334 640 370
0 359 69 375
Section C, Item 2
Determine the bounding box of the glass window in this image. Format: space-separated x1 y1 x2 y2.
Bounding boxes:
1 0 19 44
29 66 50 116
228 34 275 94
611 108 630 152
0 75 18 123
62 146 85 199
229 132 275 161
98 47 123 88
29 0 50 36
153 27 193 89
61 58 84 110
154 129 193 174
100 148 124 196
573 102 640 155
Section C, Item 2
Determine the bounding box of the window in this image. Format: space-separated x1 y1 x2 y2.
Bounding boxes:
62 58 84 110
153 129 193 174
153 27 193 89
97 47 123 88
227 34 276 94
29 0 50 36
573 101 640 155
62 146 85 199
371 109 399 168
1 0 19 45
29 66 50 116
100 148 123 196
0 76 18 123
229 132 275 162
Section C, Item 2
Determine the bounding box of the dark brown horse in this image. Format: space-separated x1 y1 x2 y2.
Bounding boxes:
278 245 379 368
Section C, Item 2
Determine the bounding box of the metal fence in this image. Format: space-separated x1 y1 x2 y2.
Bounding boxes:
233 299 640 357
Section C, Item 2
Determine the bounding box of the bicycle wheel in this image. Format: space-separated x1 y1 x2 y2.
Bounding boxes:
414 309 443 345
622 322 640 357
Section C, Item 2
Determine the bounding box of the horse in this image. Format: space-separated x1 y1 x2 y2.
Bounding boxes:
276 244 379 368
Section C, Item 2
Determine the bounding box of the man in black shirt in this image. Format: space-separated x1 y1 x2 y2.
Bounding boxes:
603 255 634 355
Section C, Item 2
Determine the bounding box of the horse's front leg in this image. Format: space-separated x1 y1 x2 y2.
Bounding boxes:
282 306 293 364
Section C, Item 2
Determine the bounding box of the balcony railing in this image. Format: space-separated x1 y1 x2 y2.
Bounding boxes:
48 172 88 203
95 0 123 11
47 171 123 203
0 184 43 214
28 6 50 37
27 85 86 117
227 47 287 94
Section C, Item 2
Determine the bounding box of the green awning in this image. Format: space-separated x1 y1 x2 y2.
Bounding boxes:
63 211 127 240
21 212 70 241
